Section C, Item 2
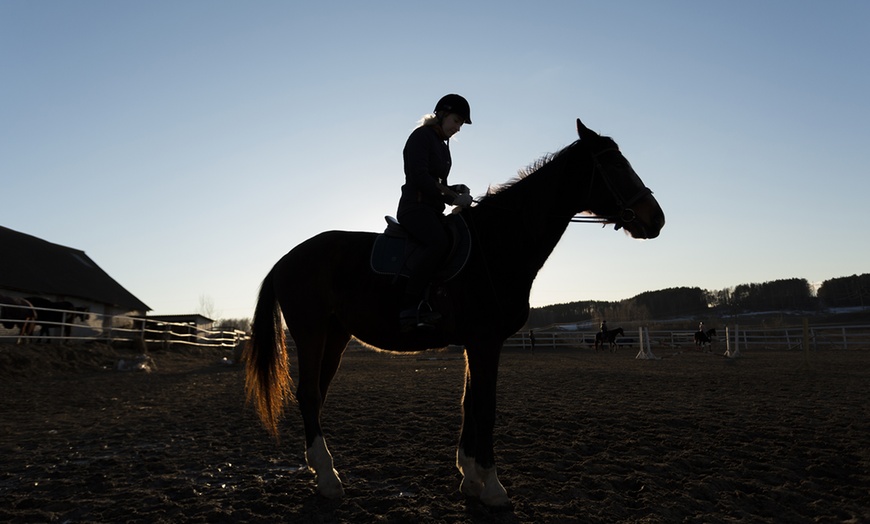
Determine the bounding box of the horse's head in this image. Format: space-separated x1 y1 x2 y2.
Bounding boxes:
574 119 665 239
75 306 90 322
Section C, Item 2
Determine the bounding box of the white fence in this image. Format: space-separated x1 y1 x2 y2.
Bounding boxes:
4 300 869 352
506 325 870 351
0 302 245 349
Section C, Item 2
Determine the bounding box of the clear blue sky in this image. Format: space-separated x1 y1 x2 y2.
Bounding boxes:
2 1 868 319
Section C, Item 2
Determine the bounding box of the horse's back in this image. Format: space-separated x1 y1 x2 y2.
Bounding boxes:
270 230 385 320
276 230 377 275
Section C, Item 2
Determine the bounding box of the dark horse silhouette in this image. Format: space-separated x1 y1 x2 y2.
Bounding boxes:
0 295 36 344
0 295 37 344
26 297 90 343
694 327 717 349
594 327 624 352
244 119 665 506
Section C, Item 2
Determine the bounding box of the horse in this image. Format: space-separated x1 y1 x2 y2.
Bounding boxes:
694 327 717 349
594 327 624 352
244 118 665 506
25 297 90 343
0 295 37 344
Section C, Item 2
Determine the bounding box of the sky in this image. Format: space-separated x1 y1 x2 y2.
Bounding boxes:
2 1 869 319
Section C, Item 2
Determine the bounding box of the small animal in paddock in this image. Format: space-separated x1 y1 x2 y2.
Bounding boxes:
26 297 90 343
594 327 624 352
244 119 665 507
694 327 717 349
0 295 37 344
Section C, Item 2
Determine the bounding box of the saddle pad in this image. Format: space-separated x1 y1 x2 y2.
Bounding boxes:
370 235 408 275
370 214 471 282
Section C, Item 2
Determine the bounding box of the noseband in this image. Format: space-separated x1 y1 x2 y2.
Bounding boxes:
570 146 652 227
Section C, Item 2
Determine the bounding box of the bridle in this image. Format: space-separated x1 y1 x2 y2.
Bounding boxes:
569 146 652 228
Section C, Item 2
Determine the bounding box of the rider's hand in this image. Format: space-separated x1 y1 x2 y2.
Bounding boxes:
450 184 470 195
452 193 473 208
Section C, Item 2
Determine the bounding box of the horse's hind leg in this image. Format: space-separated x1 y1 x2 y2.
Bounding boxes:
294 316 351 499
20 319 36 345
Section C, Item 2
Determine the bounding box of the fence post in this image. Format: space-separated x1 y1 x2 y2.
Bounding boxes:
803 318 810 366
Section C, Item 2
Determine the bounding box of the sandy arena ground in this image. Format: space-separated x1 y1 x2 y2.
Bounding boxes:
0 342 868 523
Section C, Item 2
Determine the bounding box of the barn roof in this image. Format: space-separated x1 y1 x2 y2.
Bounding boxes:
0 225 150 311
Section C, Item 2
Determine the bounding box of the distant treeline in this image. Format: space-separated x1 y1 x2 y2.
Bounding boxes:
526 273 870 329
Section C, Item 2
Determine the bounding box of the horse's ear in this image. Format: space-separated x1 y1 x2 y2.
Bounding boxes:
576 118 594 140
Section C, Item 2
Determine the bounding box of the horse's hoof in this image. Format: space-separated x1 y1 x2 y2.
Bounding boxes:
480 490 511 507
459 478 484 498
316 471 345 499
478 475 509 507
317 481 345 499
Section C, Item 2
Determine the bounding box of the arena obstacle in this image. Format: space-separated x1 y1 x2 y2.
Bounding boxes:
725 325 740 358
635 327 659 360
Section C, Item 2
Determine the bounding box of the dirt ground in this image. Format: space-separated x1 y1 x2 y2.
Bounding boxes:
0 342 868 523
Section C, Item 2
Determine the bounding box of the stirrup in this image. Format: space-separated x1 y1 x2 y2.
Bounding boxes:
400 300 441 330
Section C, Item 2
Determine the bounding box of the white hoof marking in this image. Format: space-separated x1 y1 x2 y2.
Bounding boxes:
456 448 509 505
306 436 344 498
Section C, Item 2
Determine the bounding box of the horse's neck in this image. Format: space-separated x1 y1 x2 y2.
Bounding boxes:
475 147 589 273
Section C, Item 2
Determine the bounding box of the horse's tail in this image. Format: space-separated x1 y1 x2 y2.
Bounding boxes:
244 270 294 439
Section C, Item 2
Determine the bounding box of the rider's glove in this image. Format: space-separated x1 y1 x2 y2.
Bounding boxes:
452 193 473 208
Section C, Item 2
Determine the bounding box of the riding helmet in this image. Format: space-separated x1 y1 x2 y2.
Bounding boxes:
434 94 472 124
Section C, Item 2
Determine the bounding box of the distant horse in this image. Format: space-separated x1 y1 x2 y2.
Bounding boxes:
0 295 37 344
694 328 717 349
244 119 665 506
594 327 625 352
26 297 90 343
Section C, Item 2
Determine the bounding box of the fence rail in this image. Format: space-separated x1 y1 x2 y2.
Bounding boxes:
3 301 870 352
506 325 870 351
1 303 245 349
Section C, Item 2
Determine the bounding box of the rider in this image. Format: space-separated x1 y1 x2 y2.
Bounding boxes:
600 319 608 334
397 94 474 328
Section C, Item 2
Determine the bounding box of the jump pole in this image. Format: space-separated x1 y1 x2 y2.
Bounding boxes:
635 327 658 360
725 324 741 358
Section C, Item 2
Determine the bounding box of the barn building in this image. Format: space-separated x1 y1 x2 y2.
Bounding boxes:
0 225 150 338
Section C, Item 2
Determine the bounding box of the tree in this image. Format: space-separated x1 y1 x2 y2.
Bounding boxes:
197 294 219 320
217 318 252 332
818 274 870 309
630 287 707 318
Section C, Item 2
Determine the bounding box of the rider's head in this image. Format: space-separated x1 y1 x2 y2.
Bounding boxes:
434 94 472 125
425 94 471 140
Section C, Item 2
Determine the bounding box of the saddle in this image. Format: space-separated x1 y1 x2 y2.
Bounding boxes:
370 214 471 282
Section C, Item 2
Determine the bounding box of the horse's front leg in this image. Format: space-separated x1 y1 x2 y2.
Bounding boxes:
456 347 509 507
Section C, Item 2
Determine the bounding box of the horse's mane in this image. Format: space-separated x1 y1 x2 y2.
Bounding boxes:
481 141 579 200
